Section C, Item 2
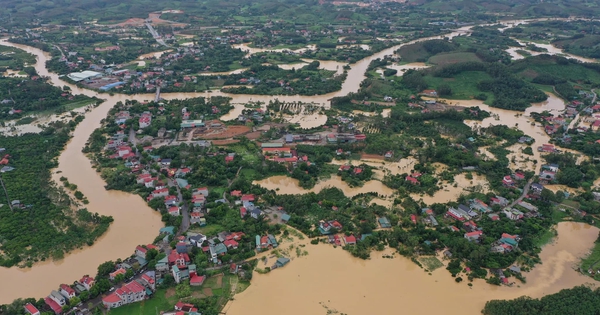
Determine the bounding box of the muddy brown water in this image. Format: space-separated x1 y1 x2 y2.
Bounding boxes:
224 222 597 315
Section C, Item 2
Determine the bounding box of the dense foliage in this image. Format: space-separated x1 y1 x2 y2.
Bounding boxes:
0 120 112 267
483 286 600 315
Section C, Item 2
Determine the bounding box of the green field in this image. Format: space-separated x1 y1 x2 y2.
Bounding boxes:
423 71 494 101
419 256 444 271
190 224 225 236
428 52 481 66
107 289 177 315
580 242 600 281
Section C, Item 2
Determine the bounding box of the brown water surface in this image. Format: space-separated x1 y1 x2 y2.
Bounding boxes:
225 222 598 315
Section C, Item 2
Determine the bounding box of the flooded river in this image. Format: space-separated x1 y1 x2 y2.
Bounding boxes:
0 17 593 303
225 222 598 315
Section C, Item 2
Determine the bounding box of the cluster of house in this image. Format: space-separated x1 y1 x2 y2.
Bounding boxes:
318 220 358 245
0 149 15 173
23 275 95 314
502 171 526 188
405 171 423 185
255 234 279 251
338 164 364 175
261 142 310 165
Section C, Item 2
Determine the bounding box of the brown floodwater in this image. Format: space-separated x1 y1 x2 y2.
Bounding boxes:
225 222 598 315
254 175 395 198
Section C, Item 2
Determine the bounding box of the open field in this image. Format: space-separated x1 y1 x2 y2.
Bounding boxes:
423 71 494 101
107 289 176 315
428 52 481 66
193 125 251 140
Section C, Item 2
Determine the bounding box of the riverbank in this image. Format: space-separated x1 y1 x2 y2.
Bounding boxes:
224 222 598 315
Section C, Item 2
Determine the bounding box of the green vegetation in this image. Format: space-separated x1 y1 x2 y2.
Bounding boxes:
0 119 113 267
482 286 600 315
107 288 176 315
222 63 346 95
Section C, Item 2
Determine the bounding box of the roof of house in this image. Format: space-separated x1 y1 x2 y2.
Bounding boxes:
24 303 39 314
60 284 75 295
345 235 357 243
44 297 62 314
102 292 122 304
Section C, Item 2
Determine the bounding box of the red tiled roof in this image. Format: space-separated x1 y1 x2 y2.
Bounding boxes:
60 284 75 295
24 303 39 314
44 297 62 314
102 292 121 304
344 235 356 243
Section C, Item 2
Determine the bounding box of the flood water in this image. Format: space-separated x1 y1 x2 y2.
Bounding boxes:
225 222 598 315
0 17 593 303
254 175 395 198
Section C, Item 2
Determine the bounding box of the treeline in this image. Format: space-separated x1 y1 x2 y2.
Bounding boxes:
483 286 600 315
0 77 98 120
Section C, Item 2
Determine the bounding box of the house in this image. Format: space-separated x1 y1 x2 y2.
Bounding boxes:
446 207 470 221
174 301 198 312
168 251 191 267
378 217 392 228
513 172 525 181
502 175 514 187
189 272 206 286
230 190 242 197
102 281 147 309
410 214 417 224
250 208 262 219
344 235 357 245
241 194 255 202
79 275 94 290
59 284 76 300
110 268 127 280
504 208 524 220
176 242 189 254
139 271 156 290
384 151 393 158
463 220 478 232
469 199 492 213
24 303 40 315
490 196 509 207
421 89 438 97
49 290 66 306
464 230 483 242
531 183 544 194
275 257 290 268
543 164 559 172
405 176 420 185
168 206 181 216
518 201 538 212
44 297 63 314
281 213 291 223
488 213 500 221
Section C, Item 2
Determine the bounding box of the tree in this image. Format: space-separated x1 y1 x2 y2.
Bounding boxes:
175 281 192 298
96 261 115 278
125 269 134 279
438 84 453 96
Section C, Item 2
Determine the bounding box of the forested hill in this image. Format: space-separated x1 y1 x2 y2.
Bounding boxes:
1 0 600 25
482 286 600 315
410 0 600 18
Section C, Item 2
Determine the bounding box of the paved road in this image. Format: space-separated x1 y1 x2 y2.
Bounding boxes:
506 178 534 209
145 23 169 47
175 185 190 237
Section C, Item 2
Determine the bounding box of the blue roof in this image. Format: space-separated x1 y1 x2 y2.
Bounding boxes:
160 226 175 234
99 81 125 91
281 214 291 221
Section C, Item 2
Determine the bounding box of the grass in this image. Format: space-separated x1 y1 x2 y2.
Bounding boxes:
190 224 225 236
428 52 481 66
107 289 176 315
423 71 494 101
534 228 558 247
36 99 96 116
580 241 600 281
240 168 259 180
419 256 444 271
